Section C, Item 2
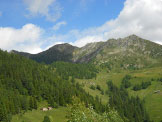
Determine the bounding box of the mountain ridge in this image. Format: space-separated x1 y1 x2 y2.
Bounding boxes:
12 35 162 68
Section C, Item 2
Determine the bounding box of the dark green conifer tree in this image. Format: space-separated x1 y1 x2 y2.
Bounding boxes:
42 116 51 122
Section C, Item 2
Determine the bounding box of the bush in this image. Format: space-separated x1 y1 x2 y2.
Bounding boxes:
90 85 96 90
67 97 124 122
96 85 101 91
133 84 142 91
43 116 51 122
141 81 151 89
159 78 162 82
133 81 151 91
121 75 131 88
101 90 104 95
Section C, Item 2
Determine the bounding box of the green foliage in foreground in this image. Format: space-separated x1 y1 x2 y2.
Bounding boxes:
50 61 98 79
43 116 51 122
67 97 124 122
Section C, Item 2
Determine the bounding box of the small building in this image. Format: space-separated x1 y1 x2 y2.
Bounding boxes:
154 90 160 94
40 108 48 111
48 107 52 110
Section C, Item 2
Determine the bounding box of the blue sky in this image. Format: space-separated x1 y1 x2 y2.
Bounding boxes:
0 0 125 29
0 0 162 53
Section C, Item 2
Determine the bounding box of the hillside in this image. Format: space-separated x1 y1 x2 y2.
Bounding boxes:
0 49 105 122
3 35 162 122
13 35 162 69
12 43 78 64
75 66 162 122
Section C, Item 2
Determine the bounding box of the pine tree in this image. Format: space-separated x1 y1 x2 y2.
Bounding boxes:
33 97 37 109
29 97 34 110
0 103 9 122
71 76 75 83
42 116 51 122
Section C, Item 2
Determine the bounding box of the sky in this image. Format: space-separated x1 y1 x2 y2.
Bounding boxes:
0 0 162 54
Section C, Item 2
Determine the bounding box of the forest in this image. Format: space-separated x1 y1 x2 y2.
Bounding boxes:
0 49 153 122
0 50 104 122
50 61 98 79
107 80 151 122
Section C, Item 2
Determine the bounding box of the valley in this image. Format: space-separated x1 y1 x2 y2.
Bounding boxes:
1 35 162 122
1 0 162 121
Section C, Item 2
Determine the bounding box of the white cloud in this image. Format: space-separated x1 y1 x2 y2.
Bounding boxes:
24 0 62 22
44 41 64 50
47 21 110 47
73 35 104 47
104 0 162 41
34 0 162 50
68 0 162 47
0 24 43 54
52 21 67 31
2 0 162 54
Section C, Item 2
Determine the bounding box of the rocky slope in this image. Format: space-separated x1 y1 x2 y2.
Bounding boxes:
13 35 162 68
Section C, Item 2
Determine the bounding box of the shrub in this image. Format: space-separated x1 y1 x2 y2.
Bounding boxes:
43 116 51 122
67 97 124 122
96 85 101 91
90 85 96 90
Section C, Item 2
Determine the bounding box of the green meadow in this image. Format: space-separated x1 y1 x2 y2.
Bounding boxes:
11 67 162 122
12 101 67 122
77 66 162 122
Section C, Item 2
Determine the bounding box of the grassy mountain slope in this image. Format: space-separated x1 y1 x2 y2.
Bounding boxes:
7 35 162 122
11 66 162 122
12 101 67 122
13 35 162 70
73 35 162 70
76 67 162 121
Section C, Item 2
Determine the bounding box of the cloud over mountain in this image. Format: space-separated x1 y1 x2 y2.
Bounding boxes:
0 24 43 54
72 0 162 46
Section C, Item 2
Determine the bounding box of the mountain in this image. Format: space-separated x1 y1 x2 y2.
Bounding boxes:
12 43 78 64
1 35 157 122
13 35 162 69
82 34 162 69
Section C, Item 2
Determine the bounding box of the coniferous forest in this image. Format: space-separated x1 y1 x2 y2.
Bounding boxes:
0 50 104 122
107 81 151 122
50 61 98 79
0 49 153 122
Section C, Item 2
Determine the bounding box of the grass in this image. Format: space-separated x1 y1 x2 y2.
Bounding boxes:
12 67 162 122
77 66 162 122
76 70 110 104
12 102 68 122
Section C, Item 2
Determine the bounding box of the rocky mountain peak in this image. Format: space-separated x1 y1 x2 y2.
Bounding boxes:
49 43 77 52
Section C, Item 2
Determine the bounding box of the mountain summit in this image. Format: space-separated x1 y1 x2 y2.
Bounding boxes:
13 35 162 68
